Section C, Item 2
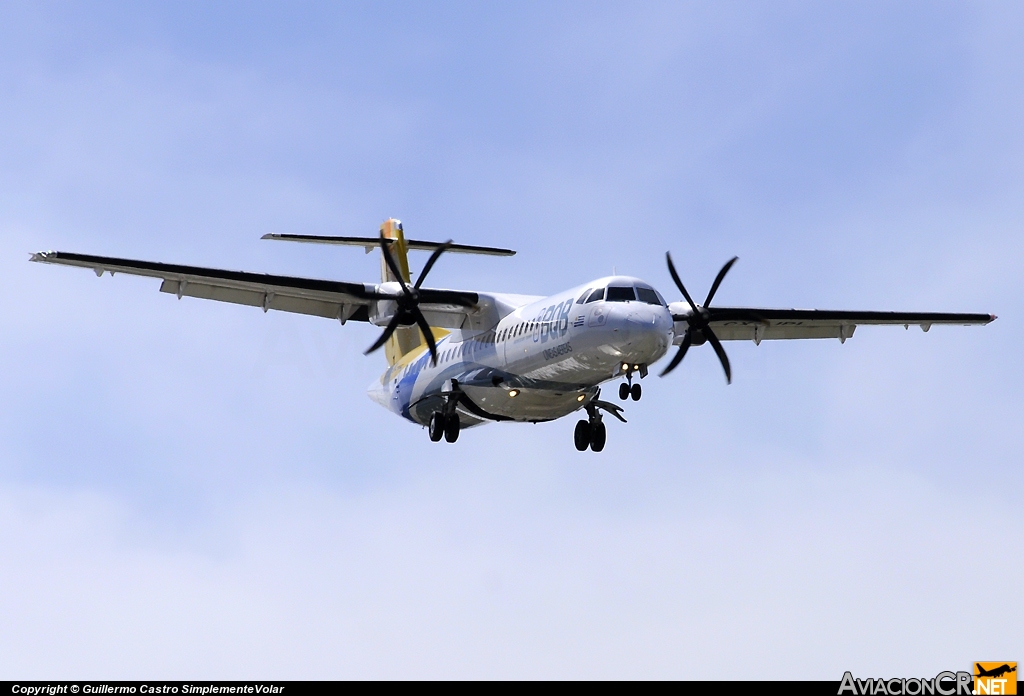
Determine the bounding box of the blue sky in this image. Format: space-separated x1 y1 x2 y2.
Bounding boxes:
1 1 1021 679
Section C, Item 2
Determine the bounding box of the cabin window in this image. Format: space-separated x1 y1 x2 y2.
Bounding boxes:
606 286 636 302
576 289 592 304
635 286 662 305
584 288 604 303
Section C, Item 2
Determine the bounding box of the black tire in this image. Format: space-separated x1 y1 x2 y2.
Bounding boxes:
444 412 461 443
630 383 642 401
618 382 630 400
428 412 445 442
590 421 607 452
574 420 591 451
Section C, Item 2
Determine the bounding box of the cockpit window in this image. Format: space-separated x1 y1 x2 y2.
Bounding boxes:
635 286 663 305
584 288 605 303
576 289 592 304
606 286 636 302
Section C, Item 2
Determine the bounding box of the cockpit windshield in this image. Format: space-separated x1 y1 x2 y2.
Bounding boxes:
579 283 665 305
606 286 636 302
635 286 664 305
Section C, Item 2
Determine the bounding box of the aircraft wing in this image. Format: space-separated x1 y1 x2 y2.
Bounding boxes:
670 305 996 343
30 251 479 324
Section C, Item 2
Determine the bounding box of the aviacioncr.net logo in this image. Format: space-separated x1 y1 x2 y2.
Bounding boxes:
839 671 973 695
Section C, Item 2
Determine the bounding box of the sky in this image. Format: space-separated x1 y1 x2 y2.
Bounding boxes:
1 0 1021 680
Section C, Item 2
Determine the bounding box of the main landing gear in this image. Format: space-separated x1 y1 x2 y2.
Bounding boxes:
574 419 606 452
429 411 461 443
618 363 647 401
429 381 462 443
574 402 609 452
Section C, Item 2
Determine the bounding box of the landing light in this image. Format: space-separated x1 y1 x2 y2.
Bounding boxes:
508 389 519 398
622 362 629 371
633 364 639 370
577 394 585 402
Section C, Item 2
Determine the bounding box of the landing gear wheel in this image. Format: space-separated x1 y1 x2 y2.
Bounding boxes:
574 420 591 451
619 383 630 400
630 383 642 401
428 412 445 442
590 421 607 452
444 413 461 443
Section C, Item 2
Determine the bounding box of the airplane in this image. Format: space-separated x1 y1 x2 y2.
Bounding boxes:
31 218 996 452
975 664 1016 679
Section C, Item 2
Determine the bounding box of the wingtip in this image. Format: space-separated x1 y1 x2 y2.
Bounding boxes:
29 250 53 262
260 233 276 240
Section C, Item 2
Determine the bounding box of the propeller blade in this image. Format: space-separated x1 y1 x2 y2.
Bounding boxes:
364 311 404 356
659 330 692 377
414 239 452 290
411 307 439 365
378 233 411 295
704 327 732 384
703 256 738 307
666 252 700 314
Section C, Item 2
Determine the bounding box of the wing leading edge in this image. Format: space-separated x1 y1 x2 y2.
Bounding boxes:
670 305 996 344
30 251 479 323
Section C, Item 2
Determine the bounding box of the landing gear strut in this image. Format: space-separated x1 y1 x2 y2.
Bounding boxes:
618 363 647 401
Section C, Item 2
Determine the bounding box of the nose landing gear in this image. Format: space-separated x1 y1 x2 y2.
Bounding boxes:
618 363 648 401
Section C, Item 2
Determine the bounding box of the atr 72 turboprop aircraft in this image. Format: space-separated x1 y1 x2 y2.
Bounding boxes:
33 218 995 452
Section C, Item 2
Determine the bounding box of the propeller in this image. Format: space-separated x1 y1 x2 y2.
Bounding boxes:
660 254 739 383
363 234 456 365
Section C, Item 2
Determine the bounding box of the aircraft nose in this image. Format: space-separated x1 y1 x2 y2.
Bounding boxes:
623 305 671 360
626 306 657 326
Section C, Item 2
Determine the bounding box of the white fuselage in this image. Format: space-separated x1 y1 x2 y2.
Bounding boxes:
368 276 674 427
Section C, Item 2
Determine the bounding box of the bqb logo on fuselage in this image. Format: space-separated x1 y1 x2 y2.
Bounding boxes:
531 299 573 344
